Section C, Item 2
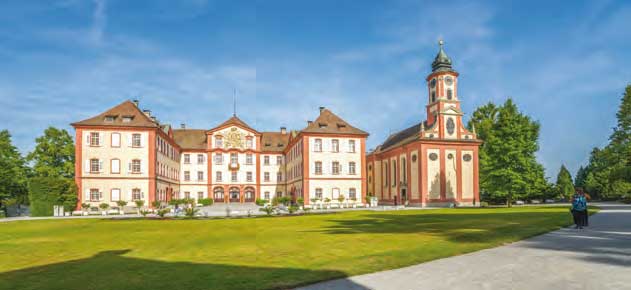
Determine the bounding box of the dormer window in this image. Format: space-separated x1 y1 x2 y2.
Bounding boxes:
104 116 116 123
336 123 346 128
122 116 133 123
318 123 327 128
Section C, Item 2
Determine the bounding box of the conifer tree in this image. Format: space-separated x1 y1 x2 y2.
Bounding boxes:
555 165 574 200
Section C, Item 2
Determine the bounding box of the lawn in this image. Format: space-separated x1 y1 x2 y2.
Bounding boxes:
0 207 578 290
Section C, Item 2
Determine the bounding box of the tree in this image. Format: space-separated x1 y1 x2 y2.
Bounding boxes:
575 166 588 189
468 99 550 206
555 165 575 200
27 127 75 178
28 176 76 216
583 85 631 200
0 130 29 216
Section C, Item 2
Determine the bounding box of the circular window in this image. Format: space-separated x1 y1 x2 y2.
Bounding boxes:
412 155 417 162
448 153 454 159
463 154 472 162
429 153 438 161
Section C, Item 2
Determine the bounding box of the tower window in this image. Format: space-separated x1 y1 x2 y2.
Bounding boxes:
447 89 453 100
431 91 436 103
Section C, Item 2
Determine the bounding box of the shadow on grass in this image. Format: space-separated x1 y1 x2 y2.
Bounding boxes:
312 208 574 244
0 250 366 290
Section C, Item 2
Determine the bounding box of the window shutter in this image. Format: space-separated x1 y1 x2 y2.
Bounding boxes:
128 189 132 201
140 134 145 147
127 133 132 147
99 160 103 172
86 133 91 145
99 132 104 146
140 160 146 174
128 162 132 174
84 160 90 173
85 189 90 201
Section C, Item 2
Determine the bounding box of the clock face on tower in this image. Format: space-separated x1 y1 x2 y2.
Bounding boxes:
430 79 437 88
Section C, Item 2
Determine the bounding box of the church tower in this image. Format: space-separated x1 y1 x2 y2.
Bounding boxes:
423 40 475 140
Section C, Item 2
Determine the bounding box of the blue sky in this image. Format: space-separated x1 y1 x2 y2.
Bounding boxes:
1 0 630 179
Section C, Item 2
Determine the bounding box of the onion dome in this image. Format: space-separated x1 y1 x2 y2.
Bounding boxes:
431 39 454 73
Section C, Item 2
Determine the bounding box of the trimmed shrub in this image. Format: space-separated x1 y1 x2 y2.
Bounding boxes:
199 198 214 206
255 198 266 206
28 177 76 217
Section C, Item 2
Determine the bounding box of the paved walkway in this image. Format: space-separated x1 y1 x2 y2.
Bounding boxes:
297 203 631 290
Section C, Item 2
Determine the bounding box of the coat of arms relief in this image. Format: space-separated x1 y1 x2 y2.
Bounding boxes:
224 127 245 149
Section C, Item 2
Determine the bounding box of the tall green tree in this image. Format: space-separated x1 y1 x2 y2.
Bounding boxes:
555 165 574 200
574 165 588 189
0 130 29 215
27 127 75 178
584 85 631 200
468 99 550 206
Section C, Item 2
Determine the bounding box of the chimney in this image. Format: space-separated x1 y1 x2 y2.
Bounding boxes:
180 123 186 129
319 106 325 113
280 127 287 134
307 120 313 126
143 109 151 117
151 116 157 123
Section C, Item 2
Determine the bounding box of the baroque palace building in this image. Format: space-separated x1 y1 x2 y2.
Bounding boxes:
366 41 482 206
72 102 368 208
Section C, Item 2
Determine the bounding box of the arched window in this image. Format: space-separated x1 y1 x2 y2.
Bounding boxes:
447 89 453 100
213 187 224 201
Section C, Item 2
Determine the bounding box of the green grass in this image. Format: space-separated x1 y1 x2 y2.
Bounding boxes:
0 207 580 290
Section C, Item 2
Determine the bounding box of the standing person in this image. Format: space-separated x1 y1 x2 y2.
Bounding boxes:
571 188 587 229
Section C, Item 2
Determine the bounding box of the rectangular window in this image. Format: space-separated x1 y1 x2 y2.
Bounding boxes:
111 133 121 147
264 192 270 200
230 153 238 164
332 139 339 152
197 171 204 181
184 154 190 164
277 172 282 182
314 139 322 152
198 192 204 200
216 171 222 182
246 171 253 182
231 172 237 182
264 172 270 182
276 156 282 165
132 189 142 201
246 153 253 165
132 160 141 174
214 153 223 165
111 189 121 201
111 159 120 174
349 188 356 199
349 162 356 175
246 137 253 149
132 133 141 147
316 188 323 199
264 156 270 165
90 189 101 201
90 159 100 173
184 171 190 181
215 136 223 148
348 140 356 153
315 161 322 175
90 132 100 146
197 154 204 164
184 192 190 199
332 161 340 175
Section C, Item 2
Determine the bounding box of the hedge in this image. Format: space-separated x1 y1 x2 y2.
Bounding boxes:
28 177 76 217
